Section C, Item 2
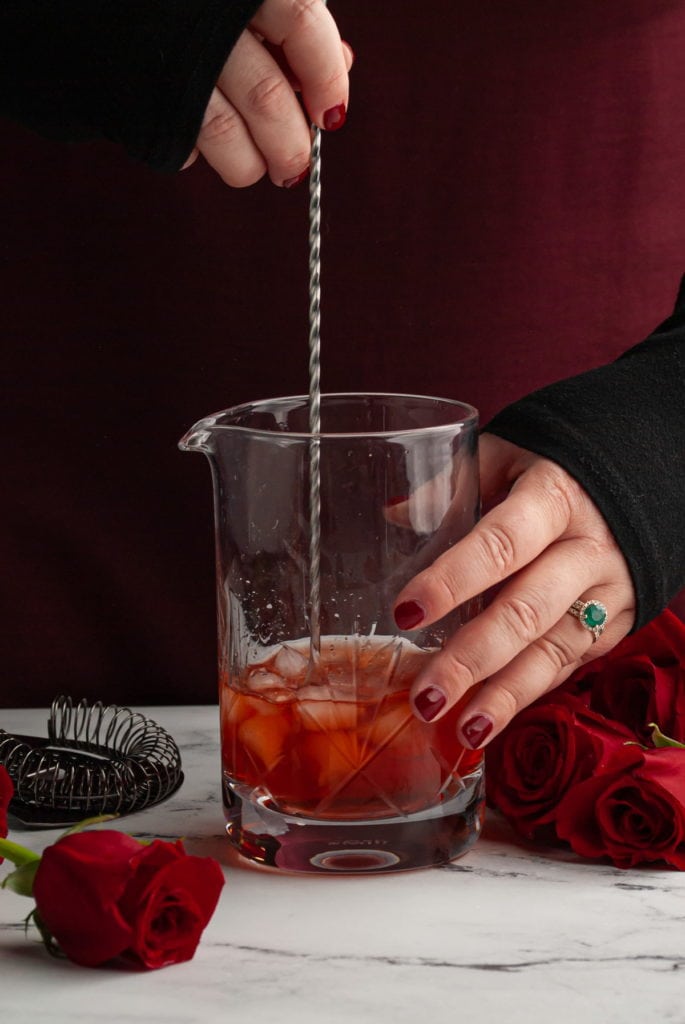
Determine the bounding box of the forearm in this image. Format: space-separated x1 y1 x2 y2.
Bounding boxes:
485 278 685 628
0 0 264 170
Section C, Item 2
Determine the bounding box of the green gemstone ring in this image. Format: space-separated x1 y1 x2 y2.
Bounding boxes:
567 599 608 643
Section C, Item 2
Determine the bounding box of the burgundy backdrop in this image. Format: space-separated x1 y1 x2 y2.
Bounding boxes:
1 2 684 706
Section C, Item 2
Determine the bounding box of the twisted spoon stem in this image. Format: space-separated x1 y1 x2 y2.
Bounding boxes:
307 124 323 667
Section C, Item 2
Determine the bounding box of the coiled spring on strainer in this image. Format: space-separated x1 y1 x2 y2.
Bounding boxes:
0 696 183 825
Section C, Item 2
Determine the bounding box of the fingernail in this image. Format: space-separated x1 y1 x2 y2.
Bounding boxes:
413 686 447 722
323 103 347 131
461 714 494 749
386 494 409 507
283 167 310 189
394 600 425 630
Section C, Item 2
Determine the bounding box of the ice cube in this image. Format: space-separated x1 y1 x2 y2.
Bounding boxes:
364 636 402 668
246 669 283 692
238 715 289 771
297 684 334 702
273 643 309 679
327 677 357 701
304 730 362 786
367 704 413 749
262 687 297 704
298 689 359 731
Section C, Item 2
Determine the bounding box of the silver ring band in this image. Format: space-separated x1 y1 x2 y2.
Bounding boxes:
567 599 608 643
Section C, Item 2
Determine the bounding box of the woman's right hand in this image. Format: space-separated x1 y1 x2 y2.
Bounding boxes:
185 0 353 188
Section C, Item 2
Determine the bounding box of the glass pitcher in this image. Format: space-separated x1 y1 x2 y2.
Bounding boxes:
180 393 483 872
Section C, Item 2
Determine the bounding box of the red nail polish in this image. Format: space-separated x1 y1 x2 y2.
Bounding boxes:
323 103 347 131
386 494 409 507
414 686 447 722
394 600 425 630
283 167 310 189
461 714 494 749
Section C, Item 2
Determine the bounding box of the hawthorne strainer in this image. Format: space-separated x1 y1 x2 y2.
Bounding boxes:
0 696 183 827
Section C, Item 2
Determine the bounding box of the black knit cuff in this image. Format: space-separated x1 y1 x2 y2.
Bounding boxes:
484 297 685 629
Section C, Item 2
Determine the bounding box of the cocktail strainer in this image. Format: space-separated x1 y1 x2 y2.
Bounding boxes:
0 696 183 827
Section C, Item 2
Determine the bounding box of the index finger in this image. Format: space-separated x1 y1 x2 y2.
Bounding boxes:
393 461 578 629
250 0 350 129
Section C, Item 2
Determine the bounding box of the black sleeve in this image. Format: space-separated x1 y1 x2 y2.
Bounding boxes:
484 277 685 630
0 0 265 171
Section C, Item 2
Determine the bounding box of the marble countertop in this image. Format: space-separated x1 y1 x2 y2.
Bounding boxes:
1 705 684 1024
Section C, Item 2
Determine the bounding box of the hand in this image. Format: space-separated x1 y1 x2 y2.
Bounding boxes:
393 434 636 748
184 0 352 187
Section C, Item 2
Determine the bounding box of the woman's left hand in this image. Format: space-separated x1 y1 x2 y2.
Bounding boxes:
393 433 636 749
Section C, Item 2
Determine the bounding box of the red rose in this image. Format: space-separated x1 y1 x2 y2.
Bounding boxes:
32 830 224 968
564 609 685 742
0 766 12 854
486 694 633 840
556 745 685 869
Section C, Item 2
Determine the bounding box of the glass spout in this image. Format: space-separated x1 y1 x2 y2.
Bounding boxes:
178 416 219 454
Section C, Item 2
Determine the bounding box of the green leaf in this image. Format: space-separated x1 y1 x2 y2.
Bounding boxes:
2 860 39 898
648 723 685 749
0 838 41 867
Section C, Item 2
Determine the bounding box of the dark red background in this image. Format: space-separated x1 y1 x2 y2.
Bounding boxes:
2 2 684 706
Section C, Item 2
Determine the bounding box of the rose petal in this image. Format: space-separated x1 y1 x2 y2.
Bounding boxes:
562 610 685 742
556 747 685 869
0 766 13 848
119 843 225 969
33 831 143 966
486 694 632 840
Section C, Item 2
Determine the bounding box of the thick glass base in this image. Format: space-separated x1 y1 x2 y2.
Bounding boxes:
222 766 485 873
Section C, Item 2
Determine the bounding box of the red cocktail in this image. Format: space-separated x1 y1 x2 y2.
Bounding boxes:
222 636 481 823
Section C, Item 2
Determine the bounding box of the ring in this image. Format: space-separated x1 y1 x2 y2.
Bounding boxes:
567 599 608 643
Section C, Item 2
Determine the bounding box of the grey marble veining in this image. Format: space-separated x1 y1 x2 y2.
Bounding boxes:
2 706 685 1024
